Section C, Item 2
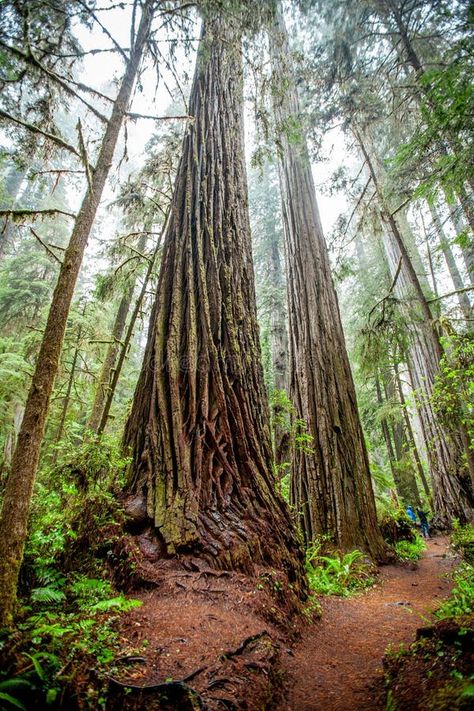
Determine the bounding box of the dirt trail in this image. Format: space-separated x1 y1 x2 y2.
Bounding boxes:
279 537 455 711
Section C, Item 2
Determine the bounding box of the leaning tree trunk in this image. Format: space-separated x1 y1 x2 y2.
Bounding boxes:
356 128 474 525
428 203 472 322
0 0 155 628
382 217 474 525
123 16 306 593
269 5 386 560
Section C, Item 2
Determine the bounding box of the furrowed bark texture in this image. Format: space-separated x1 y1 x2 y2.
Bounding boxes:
0 1 154 627
123 17 306 590
269 7 386 560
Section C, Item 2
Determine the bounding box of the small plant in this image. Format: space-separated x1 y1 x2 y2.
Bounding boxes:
451 523 474 563
394 535 426 561
435 563 474 620
305 545 375 597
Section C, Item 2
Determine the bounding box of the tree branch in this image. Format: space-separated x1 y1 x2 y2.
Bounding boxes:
427 286 474 303
0 109 80 157
0 208 76 220
29 228 62 264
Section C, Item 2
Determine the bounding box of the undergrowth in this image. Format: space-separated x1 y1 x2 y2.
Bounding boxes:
305 540 376 597
394 535 426 561
0 436 139 710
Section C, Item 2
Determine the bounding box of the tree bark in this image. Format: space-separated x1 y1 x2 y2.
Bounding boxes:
123 15 306 593
0 0 155 627
269 5 386 560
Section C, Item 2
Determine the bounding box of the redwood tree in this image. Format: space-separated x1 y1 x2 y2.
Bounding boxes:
269 5 386 560
123 13 306 591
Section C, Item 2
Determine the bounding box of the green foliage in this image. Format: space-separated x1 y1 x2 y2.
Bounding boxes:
379 508 416 545
305 543 375 597
0 571 142 710
432 334 474 464
451 522 474 564
394 536 426 561
435 563 474 620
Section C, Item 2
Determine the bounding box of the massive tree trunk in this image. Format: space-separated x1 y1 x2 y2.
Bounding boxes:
269 6 386 559
123 16 306 592
0 1 155 628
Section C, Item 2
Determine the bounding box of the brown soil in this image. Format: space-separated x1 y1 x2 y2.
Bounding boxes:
109 537 456 710
279 536 456 711
107 559 304 710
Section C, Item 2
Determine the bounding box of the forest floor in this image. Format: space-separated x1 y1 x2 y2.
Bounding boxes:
279 536 455 711
108 536 458 710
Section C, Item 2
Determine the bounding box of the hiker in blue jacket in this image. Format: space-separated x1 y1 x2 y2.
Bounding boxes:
406 506 417 524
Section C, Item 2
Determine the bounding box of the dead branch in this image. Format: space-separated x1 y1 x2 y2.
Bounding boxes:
30 228 62 264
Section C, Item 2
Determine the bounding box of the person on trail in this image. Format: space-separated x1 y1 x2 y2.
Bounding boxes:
406 506 417 524
417 509 430 538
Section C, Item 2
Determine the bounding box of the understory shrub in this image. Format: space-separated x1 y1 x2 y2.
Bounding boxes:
379 508 416 545
394 535 426 561
305 543 376 597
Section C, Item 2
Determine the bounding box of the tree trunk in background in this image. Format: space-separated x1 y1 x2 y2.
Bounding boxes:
87 285 134 434
384 373 421 507
356 130 474 525
429 204 472 321
0 166 27 262
269 234 291 468
269 6 386 560
53 305 86 457
123 16 306 594
385 1 474 251
97 223 166 437
393 360 431 500
382 218 474 524
86 233 148 434
0 0 155 628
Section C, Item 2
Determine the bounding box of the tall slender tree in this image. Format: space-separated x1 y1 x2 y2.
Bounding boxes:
268 4 386 559
0 0 156 627
123 11 306 592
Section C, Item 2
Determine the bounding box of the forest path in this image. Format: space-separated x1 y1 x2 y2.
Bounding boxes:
279 536 455 711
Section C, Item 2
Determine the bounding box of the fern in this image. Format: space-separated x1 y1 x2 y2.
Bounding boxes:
88 596 142 613
31 586 66 604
